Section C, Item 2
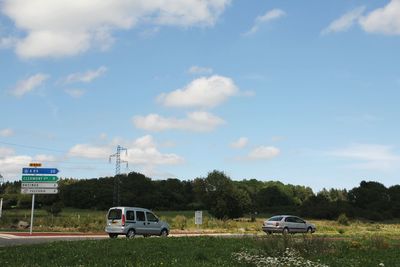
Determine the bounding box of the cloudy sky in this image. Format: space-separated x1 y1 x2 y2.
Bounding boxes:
1 0 400 190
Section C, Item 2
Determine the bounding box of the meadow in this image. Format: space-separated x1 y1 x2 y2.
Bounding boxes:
1 208 400 238
0 236 399 266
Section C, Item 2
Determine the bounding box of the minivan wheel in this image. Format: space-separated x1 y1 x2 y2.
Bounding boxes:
109 233 118 239
283 227 289 235
160 229 168 237
307 227 313 234
126 229 136 239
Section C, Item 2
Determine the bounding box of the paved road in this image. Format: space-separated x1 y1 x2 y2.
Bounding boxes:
0 232 257 247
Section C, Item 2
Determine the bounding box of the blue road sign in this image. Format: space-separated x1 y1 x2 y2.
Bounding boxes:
22 168 59 174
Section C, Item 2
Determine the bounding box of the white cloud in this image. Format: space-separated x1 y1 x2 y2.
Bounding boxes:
69 144 111 159
1 0 230 58
188 65 213 75
0 128 14 137
322 6 365 35
246 146 280 160
133 111 225 132
126 135 184 165
359 0 400 35
330 144 400 171
63 66 107 84
230 137 248 149
65 88 85 98
0 155 32 179
157 75 238 109
11 73 49 97
245 8 286 35
68 135 184 166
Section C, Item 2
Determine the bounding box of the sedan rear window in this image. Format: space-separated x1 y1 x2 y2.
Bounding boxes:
108 209 122 220
268 216 283 222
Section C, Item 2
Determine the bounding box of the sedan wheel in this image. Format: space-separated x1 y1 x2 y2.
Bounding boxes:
307 227 313 234
283 228 289 235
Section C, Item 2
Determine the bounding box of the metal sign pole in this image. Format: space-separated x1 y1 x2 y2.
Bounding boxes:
0 198 3 219
30 194 35 235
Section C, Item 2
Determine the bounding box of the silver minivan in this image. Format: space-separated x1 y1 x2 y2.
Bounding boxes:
105 207 170 238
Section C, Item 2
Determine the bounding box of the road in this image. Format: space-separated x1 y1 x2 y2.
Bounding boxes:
0 232 257 247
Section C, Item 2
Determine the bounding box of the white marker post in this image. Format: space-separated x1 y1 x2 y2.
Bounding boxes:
0 198 3 219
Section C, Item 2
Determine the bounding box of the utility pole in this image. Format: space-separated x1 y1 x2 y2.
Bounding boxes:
109 145 128 206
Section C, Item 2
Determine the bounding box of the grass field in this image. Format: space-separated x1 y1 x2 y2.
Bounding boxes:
1 208 400 238
0 236 399 266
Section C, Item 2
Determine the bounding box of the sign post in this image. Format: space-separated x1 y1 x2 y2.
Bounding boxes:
0 198 3 219
195 210 202 231
21 163 59 235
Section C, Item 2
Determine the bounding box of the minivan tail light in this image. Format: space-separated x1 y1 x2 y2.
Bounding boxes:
122 214 126 226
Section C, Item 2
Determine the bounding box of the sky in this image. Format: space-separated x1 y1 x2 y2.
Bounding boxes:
1 0 400 191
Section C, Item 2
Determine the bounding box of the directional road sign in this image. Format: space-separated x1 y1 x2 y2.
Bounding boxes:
22 175 58 182
21 188 58 194
22 168 59 175
22 183 58 188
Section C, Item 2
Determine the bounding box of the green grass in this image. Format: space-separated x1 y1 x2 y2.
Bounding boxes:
0 236 399 267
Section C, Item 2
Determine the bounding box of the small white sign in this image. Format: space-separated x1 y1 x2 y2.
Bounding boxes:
21 188 58 194
195 210 202 225
22 183 58 188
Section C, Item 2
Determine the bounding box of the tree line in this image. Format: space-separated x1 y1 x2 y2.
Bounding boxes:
1 170 399 221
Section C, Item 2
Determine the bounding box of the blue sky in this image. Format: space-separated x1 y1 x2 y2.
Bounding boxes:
1 0 400 191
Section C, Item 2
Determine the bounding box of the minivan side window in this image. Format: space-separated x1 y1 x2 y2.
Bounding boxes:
136 211 145 221
126 210 135 221
146 212 158 222
108 209 122 220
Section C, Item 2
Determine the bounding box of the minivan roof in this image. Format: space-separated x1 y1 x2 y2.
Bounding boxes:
108 206 151 211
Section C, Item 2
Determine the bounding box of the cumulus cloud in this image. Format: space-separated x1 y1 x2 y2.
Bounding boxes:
245 146 280 160
188 65 213 75
133 111 225 132
0 152 56 180
359 0 400 35
157 75 238 109
63 66 107 84
0 128 14 137
11 73 49 97
322 6 365 35
244 8 286 35
69 144 112 159
230 137 248 149
1 0 230 58
68 135 184 166
0 36 17 49
330 144 400 171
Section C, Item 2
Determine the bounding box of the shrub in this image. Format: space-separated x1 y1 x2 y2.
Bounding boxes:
173 215 187 230
337 213 349 226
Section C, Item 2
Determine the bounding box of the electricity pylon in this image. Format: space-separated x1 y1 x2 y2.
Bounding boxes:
109 145 128 206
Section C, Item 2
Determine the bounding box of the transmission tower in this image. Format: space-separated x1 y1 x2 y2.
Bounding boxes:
109 145 128 206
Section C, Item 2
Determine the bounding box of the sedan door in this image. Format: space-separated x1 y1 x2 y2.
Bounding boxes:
293 217 307 233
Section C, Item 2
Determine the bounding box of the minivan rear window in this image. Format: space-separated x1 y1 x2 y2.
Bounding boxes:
268 216 283 222
108 209 122 220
